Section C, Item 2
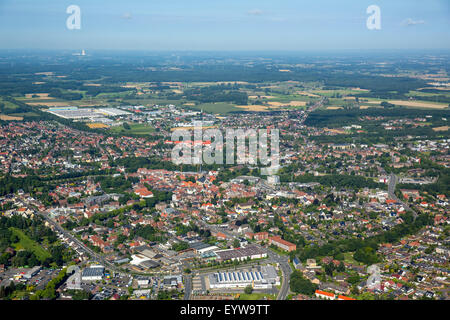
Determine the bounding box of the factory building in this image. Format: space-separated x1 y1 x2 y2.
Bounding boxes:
208 265 279 290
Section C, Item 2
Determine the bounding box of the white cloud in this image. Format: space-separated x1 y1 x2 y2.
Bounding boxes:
402 18 425 26
122 13 132 20
247 9 264 16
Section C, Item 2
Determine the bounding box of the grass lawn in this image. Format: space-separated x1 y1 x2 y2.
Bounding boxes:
238 292 276 300
10 227 51 261
343 252 361 265
110 123 156 135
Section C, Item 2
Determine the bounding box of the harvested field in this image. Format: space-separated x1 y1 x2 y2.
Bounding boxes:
296 91 320 97
87 123 109 129
267 102 286 107
326 106 343 110
84 83 102 87
433 126 449 132
34 72 54 76
388 100 448 109
0 115 23 121
25 101 72 107
25 93 52 99
288 101 307 107
365 100 382 105
236 105 268 111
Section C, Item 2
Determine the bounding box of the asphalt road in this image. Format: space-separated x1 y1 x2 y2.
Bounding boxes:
183 274 192 300
388 173 417 220
267 249 292 300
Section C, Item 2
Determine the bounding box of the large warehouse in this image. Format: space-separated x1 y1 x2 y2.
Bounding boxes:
208 265 279 290
81 265 105 281
214 244 267 262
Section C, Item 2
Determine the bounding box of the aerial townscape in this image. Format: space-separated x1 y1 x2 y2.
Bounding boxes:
0 1 448 306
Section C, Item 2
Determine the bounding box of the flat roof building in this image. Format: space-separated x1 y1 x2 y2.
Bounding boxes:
214 244 267 262
208 265 279 290
81 265 104 281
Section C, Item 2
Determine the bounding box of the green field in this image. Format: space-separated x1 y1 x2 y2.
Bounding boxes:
188 102 241 114
122 98 185 106
264 93 312 103
0 98 21 110
7 112 40 118
343 252 361 265
110 123 156 135
10 227 51 261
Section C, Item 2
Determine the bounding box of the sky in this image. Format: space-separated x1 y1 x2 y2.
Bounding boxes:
0 0 449 51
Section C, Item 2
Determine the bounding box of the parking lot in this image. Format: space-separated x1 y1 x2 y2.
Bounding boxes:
0 267 60 290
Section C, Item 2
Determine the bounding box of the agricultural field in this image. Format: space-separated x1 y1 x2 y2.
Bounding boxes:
188 102 241 114
388 100 449 109
0 115 23 121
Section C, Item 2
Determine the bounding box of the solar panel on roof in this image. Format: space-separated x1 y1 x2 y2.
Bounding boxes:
238 273 241 281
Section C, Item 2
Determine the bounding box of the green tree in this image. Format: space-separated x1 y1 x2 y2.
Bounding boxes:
244 285 253 295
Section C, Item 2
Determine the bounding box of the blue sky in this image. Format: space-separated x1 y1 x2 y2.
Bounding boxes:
0 0 449 51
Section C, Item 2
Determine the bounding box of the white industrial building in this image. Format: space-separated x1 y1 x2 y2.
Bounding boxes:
208 265 279 290
81 265 105 281
24 266 41 280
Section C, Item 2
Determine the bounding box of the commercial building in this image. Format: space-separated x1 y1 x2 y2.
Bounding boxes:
24 266 41 280
208 265 279 290
163 275 183 288
214 244 267 262
130 254 161 270
189 241 219 254
81 265 105 281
